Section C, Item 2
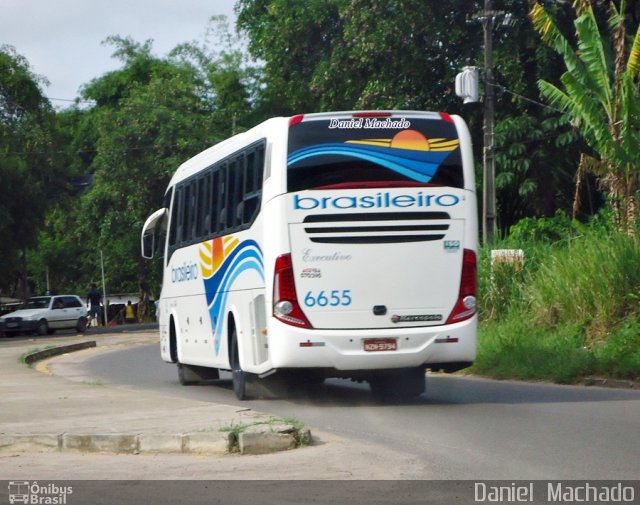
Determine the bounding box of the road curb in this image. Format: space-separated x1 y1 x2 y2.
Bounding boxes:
583 377 638 389
0 432 233 455
23 341 97 364
0 428 313 455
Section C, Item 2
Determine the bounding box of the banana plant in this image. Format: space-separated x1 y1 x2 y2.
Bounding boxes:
530 0 640 231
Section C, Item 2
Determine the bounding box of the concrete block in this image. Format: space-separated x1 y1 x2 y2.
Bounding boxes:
183 432 230 454
239 431 297 455
297 429 313 446
0 434 60 453
62 433 138 453
138 434 184 453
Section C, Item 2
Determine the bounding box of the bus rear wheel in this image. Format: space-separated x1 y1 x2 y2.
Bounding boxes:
231 329 248 400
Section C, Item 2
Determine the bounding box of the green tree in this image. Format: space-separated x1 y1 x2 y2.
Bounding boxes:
237 0 590 233
0 46 60 298
40 23 258 317
531 0 640 231
237 0 481 112
77 38 216 313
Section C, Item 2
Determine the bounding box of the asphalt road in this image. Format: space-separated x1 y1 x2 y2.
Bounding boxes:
78 342 640 480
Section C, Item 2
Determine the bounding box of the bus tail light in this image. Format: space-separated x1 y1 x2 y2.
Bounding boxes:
273 254 312 328
352 111 392 118
446 249 477 324
289 114 304 126
439 112 455 123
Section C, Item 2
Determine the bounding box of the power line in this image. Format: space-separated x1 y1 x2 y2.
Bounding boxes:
491 82 565 114
46 96 96 105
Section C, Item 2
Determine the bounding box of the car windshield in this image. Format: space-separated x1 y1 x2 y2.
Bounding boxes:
22 297 51 309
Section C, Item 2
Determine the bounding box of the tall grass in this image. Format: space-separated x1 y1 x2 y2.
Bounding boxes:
527 230 640 343
473 217 640 382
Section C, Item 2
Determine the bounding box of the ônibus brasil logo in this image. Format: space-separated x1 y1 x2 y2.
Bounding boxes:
8 481 73 504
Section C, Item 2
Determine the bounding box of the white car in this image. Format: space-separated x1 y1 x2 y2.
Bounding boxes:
0 295 88 336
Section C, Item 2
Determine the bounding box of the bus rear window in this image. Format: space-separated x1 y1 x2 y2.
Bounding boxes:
287 116 464 192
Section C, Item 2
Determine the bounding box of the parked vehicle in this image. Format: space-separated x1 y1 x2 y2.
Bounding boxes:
0 295 88 336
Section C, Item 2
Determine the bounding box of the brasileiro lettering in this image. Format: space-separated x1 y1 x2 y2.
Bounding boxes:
171 263 198 283
328 117 411 129
293 192 459 211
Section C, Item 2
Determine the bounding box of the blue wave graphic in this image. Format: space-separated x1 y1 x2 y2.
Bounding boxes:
287 144 452 183
202 240 264 355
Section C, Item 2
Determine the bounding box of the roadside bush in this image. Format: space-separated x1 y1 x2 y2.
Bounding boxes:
474 218 640 383
507 210 577 244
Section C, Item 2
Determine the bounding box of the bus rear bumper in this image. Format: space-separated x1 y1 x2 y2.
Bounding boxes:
267 316 477 371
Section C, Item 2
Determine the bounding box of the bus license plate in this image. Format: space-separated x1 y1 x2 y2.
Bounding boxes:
363 338 398 352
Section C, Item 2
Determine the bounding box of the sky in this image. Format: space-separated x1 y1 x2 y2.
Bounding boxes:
2 0 238 107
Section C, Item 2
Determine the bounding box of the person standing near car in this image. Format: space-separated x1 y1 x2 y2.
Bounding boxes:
125 300 136 324
86 283 103 326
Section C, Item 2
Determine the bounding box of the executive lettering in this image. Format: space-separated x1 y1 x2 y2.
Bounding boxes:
293 192 459 211
302 249 352 263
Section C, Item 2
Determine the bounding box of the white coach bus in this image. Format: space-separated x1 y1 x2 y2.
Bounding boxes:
141 111 478 400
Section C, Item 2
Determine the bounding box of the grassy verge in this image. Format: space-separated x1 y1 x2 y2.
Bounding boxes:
473 318 640 383
472 215 640 383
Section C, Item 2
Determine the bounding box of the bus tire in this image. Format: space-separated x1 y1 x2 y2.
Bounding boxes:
231 329 249 400
369 366 426 401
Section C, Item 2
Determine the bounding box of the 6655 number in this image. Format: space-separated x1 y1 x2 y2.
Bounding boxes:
303 289 352 307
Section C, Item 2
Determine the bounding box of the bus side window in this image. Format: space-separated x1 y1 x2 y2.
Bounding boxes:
169 187 180 247
180 183 190 243
203 173 211 234
189 180 198 241
218 164 228 232
243 149 258 224
195 175 208 239
225 158 241 230
211 168 222 235
242 144 264 224
234 153 246 226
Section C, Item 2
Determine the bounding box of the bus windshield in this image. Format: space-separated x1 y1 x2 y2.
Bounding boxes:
287 116 464 192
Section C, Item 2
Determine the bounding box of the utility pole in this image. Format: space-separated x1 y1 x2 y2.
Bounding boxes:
458 1 511 242
482 0 497 243
100 249 108 326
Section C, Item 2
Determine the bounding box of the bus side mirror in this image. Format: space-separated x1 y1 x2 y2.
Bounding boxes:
141 208 168 260
142 231 155 259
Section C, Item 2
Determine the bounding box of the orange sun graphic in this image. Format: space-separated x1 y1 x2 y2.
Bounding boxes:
389 130 430 151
